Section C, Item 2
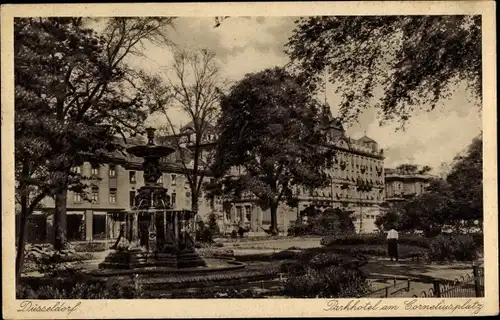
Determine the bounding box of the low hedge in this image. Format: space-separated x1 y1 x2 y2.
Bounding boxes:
72 242 108 252
323 245 425 258
321 233 431 248
234 250 301 262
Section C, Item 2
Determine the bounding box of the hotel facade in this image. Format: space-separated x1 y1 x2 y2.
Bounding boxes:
218 105 386 234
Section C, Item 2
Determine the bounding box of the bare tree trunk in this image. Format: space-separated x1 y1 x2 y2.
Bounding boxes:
270 204 279 236
54 186 68 250
15 203 28 285
191 191 199 215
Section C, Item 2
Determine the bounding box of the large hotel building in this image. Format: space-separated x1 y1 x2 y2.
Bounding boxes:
19 106 388 243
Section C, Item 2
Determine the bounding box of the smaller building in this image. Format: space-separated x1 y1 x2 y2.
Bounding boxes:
384 167 434 204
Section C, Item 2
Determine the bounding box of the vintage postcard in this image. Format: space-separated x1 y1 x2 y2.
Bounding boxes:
1 1 498 318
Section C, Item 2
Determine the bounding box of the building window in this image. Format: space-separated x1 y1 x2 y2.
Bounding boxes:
73 193 82 203
129 191 136 207
129 171 136 183
171 174 176 186
237 207 243 221
245 206 252 223
91 165 100 177
171 193 176 208
109 165 116 178
71 166 81 174
109 188 117 204
91 187 99 203
186 191 191 199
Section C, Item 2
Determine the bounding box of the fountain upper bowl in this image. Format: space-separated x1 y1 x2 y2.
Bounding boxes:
127 145 175 158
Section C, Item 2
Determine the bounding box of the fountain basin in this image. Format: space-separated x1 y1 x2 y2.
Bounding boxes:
98 250 207 270
91 257 245 277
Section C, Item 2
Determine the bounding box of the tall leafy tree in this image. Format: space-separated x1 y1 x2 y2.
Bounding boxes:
285 16 481 125
15 18 118 279
446 134 483 226
211 67 334 235
15 17 174 253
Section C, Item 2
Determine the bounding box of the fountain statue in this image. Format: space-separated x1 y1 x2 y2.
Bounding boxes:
99 128 206 269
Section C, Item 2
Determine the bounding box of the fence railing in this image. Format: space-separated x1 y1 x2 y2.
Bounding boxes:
413 265 484 298
360 278 412 298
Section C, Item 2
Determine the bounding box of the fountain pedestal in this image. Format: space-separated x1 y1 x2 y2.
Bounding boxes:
99 128 206 270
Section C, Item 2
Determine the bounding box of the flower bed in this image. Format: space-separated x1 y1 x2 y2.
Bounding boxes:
140 267 280 290
323 244 425 258
215 235 317 243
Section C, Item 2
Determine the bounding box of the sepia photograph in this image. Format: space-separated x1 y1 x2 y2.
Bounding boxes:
1 1 498 318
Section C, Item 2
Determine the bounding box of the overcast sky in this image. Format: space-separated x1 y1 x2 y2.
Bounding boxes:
126 17 482 173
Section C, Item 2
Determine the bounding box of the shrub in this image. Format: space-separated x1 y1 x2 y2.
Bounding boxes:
309 209 356 236
428 234 478 262
238 226 249 238
195 225 214 243
271 250 298 260
22 244 93 275
283 265 369 298
470 233 484 248
291 221 311 237
307 253 343 270
207 213 220 236
197 247 234 257
230 230 238 239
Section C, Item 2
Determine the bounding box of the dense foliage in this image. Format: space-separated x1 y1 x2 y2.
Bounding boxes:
285 16 481 125
428 234 479 262
15 17 174 279
375 135 483 234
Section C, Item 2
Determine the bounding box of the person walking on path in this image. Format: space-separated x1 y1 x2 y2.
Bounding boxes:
387 228 399 261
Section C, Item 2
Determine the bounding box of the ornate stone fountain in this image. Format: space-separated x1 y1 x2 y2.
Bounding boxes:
99 128 206 269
